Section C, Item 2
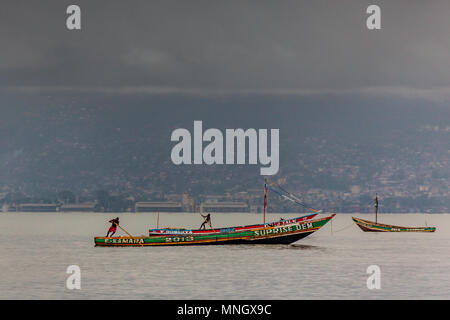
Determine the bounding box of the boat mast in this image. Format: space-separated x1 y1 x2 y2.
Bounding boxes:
263 179 268 224
157 211 160 229
374 193 379 223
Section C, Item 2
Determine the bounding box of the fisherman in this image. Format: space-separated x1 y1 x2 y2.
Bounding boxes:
199 213 211 230
106 217 120 237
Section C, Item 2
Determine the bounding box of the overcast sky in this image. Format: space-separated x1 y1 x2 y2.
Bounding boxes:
1 0 450 100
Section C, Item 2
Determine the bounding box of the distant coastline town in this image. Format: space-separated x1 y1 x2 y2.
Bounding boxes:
1 186 448 213
1 106 448 214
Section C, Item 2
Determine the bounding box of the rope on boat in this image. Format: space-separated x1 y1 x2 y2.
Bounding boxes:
331 222 355 234
265 178 322 214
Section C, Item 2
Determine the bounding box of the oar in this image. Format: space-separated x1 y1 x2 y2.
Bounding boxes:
184 193 214 230
117 224 143 247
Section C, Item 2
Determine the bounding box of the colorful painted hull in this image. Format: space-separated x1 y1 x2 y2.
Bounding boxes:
148 213 318 236
95 214 335 247
352 217 436 232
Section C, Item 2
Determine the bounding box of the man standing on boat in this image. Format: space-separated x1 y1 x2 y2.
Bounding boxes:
106 217 119 237
200 213 211 230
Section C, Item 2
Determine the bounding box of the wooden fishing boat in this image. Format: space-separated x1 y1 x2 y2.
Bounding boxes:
352 217 436 232
95 179 336 247
94 214 335 247
146 180 323 237
148 213 317 236
352 193 436 232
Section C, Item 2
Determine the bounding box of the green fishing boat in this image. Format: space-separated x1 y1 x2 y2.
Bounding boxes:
352 194 436 232
95 214 335 247
352 217 436 232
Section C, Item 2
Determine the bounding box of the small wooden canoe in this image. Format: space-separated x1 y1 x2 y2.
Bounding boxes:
352 217 436 233
95 214 335 247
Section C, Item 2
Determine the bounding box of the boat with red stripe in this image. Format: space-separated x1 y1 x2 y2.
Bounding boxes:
148 213 317 236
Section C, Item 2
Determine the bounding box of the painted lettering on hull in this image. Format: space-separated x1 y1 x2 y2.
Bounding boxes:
254 222 313 236
165 236 195 242
106 238 145 244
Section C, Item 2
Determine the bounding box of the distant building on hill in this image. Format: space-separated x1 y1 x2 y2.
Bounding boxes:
135 201 182 212
200 202 248 213
60 203 96 212
18 203 58 212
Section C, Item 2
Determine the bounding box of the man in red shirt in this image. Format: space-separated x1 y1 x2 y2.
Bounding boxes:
106 217 119 237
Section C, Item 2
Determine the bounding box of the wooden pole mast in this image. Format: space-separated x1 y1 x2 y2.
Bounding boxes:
157 211 160 229
375 193 379 223
264 179 267 224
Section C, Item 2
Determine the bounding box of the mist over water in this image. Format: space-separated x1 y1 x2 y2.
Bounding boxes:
0 212 449 299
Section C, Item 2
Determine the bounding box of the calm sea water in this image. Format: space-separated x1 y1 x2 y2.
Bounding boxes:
0 212 449 299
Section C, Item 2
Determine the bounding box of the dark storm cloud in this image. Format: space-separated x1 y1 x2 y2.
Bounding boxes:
2 0 450 99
